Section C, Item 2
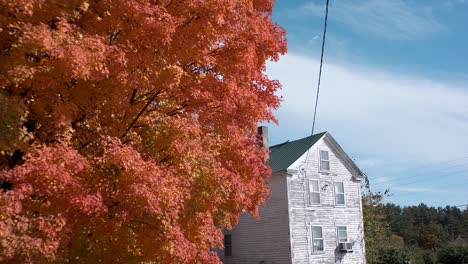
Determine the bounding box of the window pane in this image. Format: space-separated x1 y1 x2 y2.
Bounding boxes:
336 193 345 205
310 180 319 192
309 180 321 204
311 193 320 204
313 240 324 251
337 226 348 242
312 227 323 238
335 182 344 193
320 150 329 160
321 160 330 171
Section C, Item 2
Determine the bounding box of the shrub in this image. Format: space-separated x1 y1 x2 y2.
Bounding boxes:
437 245 468 264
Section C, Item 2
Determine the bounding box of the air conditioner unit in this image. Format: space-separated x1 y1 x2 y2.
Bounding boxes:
338 242 353 252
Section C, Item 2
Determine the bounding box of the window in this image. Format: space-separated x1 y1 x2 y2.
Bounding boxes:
320 150 330 171
224 234 232 256
311 226 324 252
334 182 345 206
337 226 348 243
308 179 321 205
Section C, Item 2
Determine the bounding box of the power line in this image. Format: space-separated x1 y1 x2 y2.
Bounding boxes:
374 175 468 196
366 156 468 188
364 156 468 185
310 0 329 136
372 166 468 189
389 181 468 199
368 157 468 189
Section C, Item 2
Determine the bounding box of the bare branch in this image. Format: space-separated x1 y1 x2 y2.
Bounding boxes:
122 90 160 138
129 89 137 104
177 15 200 29
165 101 188 116
109 29 122 45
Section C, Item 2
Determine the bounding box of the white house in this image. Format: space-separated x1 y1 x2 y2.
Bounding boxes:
220 129 366 264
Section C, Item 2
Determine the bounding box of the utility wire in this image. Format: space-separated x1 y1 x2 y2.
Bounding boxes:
367 157 468 188
390 181 468 199
310 0 329 136
372 165 468 188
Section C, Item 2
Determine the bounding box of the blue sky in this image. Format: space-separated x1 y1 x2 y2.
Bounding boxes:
266 0 468 207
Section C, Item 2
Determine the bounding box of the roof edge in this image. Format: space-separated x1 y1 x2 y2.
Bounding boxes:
269 131 327 149
269 132 327 173
323 132 365 180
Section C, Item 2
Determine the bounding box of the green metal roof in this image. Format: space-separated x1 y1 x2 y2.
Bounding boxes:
268 132 326 173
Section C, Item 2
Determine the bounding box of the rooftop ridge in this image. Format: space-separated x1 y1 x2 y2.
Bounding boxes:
267 131 327 172
269 131 327 149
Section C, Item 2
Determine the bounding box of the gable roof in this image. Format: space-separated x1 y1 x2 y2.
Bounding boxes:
268 132 326 173
267 132 365 180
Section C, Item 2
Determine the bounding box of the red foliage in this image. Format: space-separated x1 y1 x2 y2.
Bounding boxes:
0 0 286 262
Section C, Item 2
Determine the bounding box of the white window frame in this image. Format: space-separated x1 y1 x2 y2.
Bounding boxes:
310 225 325 253
336 226 348 244
307 179 321 205
319 150 330 172
334 181 346 207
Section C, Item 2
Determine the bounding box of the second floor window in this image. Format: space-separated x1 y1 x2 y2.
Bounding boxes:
334 182 345 206
320 150 330 171
308 179 321 205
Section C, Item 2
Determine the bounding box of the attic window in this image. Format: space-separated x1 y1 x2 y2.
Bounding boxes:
320 150 330 171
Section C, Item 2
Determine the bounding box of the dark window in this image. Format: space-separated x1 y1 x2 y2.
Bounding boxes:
224 234 232 256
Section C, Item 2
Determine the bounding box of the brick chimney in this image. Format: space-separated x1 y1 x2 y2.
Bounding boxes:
257 126 269 149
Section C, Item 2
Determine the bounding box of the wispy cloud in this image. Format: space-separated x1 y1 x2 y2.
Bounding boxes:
300 0 445 39
266 53 468 164
373 176 393 185
391 186 448 193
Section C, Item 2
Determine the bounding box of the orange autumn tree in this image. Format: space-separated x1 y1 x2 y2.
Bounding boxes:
0 0 286 263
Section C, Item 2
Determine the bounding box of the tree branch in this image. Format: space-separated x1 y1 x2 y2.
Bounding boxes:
177 15 200 29
129 89 137 105
159 155 172 163
130 220 160 230
122 90 160 138
165 100 188 116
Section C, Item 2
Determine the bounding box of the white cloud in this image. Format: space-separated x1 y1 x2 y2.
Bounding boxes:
300 0 445 39
266 53 468 164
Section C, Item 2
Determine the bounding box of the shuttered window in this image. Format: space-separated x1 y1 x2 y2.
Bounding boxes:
308 179 321 205
311 226 324 252
320 150 330 171
334 182 345 206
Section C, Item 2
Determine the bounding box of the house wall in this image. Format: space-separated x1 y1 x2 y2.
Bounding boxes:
221 171 291 264
287 138 366 264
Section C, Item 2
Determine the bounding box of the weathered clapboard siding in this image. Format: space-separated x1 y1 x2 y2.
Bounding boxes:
287 137 366 264
221 171 292 264
220 132 366 264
